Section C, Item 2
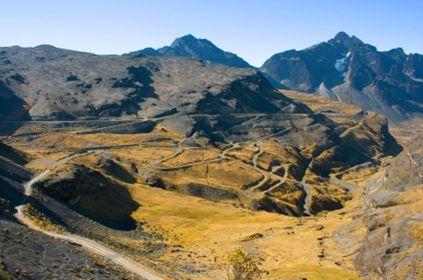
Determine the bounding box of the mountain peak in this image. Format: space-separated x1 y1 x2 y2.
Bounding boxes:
331 31 364 49
334 31 350 41
133 34 250 68
171 34 201 46
177 34 197 41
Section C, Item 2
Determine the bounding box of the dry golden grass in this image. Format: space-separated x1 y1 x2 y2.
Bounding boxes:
15 128 375 279
390 117 423 145
21 126 182 151
281 90 363 115
161 147 221 166
128 183 362 279
411 222 423 244
258 143 303 170
227 143 257 162
157 158 262 190
25 204 65 233
113 147 175 164
206 160 262 189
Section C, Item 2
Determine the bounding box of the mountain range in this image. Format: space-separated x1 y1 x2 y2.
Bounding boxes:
1 33 422 123
133 32 423 122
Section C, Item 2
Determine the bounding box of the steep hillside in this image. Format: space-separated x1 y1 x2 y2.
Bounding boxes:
0 45 290 122
261 32 423 122
0 142 138 279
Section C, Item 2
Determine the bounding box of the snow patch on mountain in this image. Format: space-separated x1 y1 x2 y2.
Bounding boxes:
334 52 351 72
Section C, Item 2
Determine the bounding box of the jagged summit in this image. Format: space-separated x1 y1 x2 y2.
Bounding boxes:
170 34 199 47
129 34 251 68
330 31 365 48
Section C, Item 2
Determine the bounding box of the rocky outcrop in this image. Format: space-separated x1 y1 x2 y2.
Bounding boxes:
99 158 136 184
338 114 402 161
260 32 423 122
0 80 29 121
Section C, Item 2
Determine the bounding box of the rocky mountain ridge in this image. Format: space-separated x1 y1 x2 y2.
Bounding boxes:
260 32 423 122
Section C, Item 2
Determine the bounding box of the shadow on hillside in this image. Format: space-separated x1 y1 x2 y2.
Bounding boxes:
36 165 140 231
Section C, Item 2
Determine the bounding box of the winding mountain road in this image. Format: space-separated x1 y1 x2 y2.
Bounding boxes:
148 143 239 170
14 152 163 280
248 143 269 191
147 128 294 196
149 127 293 171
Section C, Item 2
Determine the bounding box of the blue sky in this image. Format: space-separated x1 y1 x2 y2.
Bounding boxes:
1 0 422 66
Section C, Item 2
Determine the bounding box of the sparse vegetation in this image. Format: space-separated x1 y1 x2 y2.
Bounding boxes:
226 248 261 280
25 204 64 233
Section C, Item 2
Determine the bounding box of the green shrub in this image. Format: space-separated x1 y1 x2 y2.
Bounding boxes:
226 248 261 280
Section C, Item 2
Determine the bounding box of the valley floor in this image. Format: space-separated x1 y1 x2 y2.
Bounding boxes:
4 127 377 279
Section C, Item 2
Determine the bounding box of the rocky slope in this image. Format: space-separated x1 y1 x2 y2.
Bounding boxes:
261 32 423 122
129 34 250 68
0 45 289 122
356 133 423 279
0 143 31 207
34 162 140 230
0 214 139 280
